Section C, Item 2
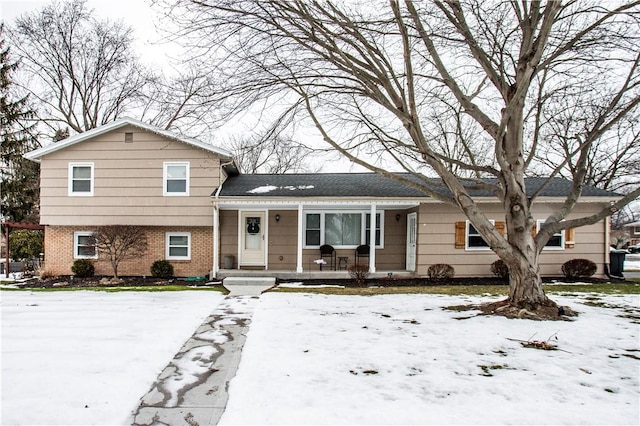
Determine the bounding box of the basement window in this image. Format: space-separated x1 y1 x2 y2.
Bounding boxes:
74 231 97 259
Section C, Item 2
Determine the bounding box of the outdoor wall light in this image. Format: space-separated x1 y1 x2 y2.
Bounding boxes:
396 214 401 222
275 214 281 222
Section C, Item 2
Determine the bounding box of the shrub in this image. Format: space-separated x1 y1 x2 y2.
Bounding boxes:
427 263 455 281
71 259 94 278
561 258 597 279
490 259 509 280
348 264 370 286
38 269 56 280
151 260 174 278
9 229 44 261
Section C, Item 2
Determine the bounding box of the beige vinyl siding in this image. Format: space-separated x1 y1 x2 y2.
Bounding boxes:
39 126 222 226
268 210 298 270
219 210 239 268
416 203 609 277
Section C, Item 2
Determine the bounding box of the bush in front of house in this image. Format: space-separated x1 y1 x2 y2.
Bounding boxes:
561 258 597 279
151 260 174 278
427 263 455 281
491 259 509 280
348 264 370 286
71 259 95 278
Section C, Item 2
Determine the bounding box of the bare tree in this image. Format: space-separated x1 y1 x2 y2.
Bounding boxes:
228 134 321 173
7 0 151 135
140 66 225 135
158 0 640 313
89 225 148 279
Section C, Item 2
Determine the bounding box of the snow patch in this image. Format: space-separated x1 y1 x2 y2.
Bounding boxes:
247 184 314 194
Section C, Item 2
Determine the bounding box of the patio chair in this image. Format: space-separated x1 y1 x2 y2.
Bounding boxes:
319 244 336 270
355 244 370 265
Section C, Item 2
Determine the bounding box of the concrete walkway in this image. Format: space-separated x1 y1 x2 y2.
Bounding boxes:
132 279 274 426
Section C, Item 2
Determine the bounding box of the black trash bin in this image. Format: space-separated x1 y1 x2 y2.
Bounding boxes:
609 250 626 278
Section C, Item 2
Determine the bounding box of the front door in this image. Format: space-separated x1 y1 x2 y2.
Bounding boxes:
240 211 266 266
406 212 417 271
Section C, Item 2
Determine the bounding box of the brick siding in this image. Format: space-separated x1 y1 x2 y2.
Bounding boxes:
43 226 213 278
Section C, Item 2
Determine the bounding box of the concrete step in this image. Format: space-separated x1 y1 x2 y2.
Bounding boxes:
223 277 276 286
223 277 276 295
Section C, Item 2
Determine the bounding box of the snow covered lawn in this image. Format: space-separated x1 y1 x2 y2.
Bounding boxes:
624 253 640 271
1 289 639 425
220 292 639 425
1 290 225 425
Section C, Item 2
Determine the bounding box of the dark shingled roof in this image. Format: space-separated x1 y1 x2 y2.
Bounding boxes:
217 173 620 199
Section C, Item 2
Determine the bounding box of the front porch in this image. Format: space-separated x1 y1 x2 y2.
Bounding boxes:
214 201 422 279
216 268 417 281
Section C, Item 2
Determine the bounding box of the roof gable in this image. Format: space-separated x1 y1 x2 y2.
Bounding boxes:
24 117 233 162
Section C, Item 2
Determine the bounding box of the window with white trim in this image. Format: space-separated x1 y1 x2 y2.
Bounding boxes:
466 220 494 250
69 163 94 196
74 231 97 259
166 232 191 260
163 162 189 196
537 220 564 249
304 211 383 248
365 213 381 246
305 214 321 246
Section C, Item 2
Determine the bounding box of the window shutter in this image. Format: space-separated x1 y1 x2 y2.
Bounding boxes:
565 228 575 248
455 221 466 249
495 221 506 236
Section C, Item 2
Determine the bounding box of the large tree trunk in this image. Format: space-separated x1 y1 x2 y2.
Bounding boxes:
507 255 555 309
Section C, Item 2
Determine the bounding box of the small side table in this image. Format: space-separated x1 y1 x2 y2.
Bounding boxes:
338 257 348 270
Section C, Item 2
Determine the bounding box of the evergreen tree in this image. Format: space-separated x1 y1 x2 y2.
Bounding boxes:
0 24 40 223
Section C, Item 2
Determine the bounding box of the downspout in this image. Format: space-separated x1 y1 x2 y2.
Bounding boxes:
604 215 611 279
212 184 223 279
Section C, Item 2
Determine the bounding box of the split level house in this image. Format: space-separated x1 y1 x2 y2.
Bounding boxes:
25 118 621 279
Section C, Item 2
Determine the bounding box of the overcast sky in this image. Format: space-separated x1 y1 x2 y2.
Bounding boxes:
0 0 173 68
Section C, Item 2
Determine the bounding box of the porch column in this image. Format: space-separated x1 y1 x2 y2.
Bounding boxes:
297 203 304 273
212 206 220 278
369 204 376 273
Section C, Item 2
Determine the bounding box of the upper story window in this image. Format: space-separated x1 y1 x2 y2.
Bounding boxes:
68 163 94 196
634 226 640 235
304 211 383 248
466 220 494 250
74 231 97 259
163 162 189 196
537 220 564 250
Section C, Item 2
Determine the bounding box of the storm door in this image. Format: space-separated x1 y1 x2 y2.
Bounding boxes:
406 212 417 271
240 211 266 266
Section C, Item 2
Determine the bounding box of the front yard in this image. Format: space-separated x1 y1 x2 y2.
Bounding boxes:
1 287 638 425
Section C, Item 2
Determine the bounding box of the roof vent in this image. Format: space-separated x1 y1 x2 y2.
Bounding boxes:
125 132 133 143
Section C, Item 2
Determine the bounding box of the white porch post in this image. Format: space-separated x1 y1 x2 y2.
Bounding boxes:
297 203 304 273
212 206 220 278
369 204 376 273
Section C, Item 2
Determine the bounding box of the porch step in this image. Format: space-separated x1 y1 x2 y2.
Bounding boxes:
222 277 276 296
